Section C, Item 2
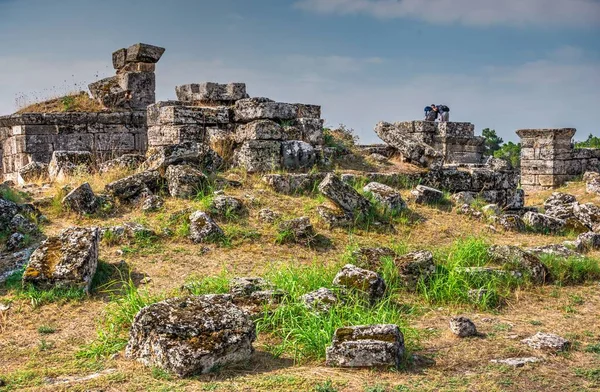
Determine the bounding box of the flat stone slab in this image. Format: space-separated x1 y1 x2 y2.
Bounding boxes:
175 83 248 103
490 357 543 367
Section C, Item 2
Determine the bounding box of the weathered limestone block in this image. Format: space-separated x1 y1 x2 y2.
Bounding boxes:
281 140 317 170
489 214 526 232
395 250 436 290
117 62 156 74
575 232 600 252
523 212 566 234
261 173 326 195
521 332 569 352
234 120 284 142
105 170 161 203
410 185 444 205
189 211 224 243
227 277 284 317
318 173 372 216
99 154 145 173
449 316 477 337
18 161 48 184
141 194 164 212
573 203 600 230
452 191 477 205
333 264 386 302
62 182 99 215
6 232 25 251
118 72 155 109
88 77 129 108
233 140 282 172
234 98 297 122
488 245 550 284
175 83 248 103
584 171 600 195
374 122 443 169
125 295 255 377
278 216 316 244
166 165 208 199
363 182 406 212
124 43 165 64
142 142 223 173
23 227 99 293
211 195 244 217
147 103 231 126
10 214 37 234
291 118 324 145
316 205 354 229
258 208 281 223
525 244 580 258
112 48 127 69
48 151 93 181
0 198 19 225
326 324 404 368
301 287 339 312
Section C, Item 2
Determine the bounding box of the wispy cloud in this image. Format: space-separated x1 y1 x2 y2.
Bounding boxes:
294 0 600 27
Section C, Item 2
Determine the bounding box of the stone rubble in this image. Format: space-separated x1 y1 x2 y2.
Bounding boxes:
411 185 444 205
62 182 99 215
521 332 570 352
363 182 406 212
449 316 477 337
189 211 224 243
488 245 550 284
332 264 386 303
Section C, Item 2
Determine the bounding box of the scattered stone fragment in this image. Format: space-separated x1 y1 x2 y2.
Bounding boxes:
211 195 244 217
166 165 208 199
258 208 281 223
584 171 600 195
452 191 477 205
18 161 49 184
189 211 224 243
411 185 444 205
5 232 25 251
23 227 99 293
10 214 37 234
457 204 482 219
261 173 326 195
449 316 477 337
278 217 316 244
142 142 223 173
333 264 386 302
141 195 163 212
374 122 443 169
105 170 162 204
525 244 580 258
62 182 98 215
228 277 284 316
575 231 600 252
489 214 526 232
521 332 570 352
368 153 389 163
326 324 404 368
229 277 273 297
0 247 35 283
48 151 93 181
125 295 255 377
490 357 542 367
573 203 600 231
352 247 397 270
301 287 339 312
318 173 372 216
395 250 436 291
316 205 354 229
523 211 566 234
481 204 501 216
488 245 550 284
363 182 406 212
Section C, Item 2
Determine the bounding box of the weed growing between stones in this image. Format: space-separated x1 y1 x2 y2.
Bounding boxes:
0 186 28 203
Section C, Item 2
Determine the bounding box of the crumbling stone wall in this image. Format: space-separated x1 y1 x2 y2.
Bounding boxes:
0 112 147 182
147 83 325 172
375 121 485 166
517 128 600 191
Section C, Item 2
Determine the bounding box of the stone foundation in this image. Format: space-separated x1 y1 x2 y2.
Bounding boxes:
517 128 600 191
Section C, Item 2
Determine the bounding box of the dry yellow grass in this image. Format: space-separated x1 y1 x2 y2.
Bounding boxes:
16 91 106 114
1 165 599 391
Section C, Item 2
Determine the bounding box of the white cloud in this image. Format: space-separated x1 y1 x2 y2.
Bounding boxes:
294 0 600 27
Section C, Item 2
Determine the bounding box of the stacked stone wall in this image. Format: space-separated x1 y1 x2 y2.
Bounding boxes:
517 128 600 191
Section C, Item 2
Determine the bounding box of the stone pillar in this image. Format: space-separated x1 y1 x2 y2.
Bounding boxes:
516 128 576 191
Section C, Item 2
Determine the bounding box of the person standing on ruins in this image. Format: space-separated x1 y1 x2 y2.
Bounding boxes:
424 106 437 121
431 104 450 122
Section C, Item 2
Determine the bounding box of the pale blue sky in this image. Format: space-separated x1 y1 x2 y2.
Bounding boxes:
1 0 599 142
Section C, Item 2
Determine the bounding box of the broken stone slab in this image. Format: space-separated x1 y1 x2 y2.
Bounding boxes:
281 140 317 170
489 214 526 232
142 142 223 174
147 103 231 126
301 287 339 312
573 202 600 231
124 43 165 64
141 195 163 212
105 170 162 203
374 121 443 169
318 173 372 216
117 71 155 109
395 250 436 291
233 140 282 172
449 316 477 337
333 264 386 303
316 205 354 229
525 244 581 258
125 294 255 377
18 161 49 184
234 120 284 142
211 195 244 217
278 216 316 244
189 211 224 243
488 245 550 284
452 191 477 205
22 227 99 293
521 332 570 352
490 357 543 367
99 154 145 173
175 82 248 103
166 165 208 199
523 212 566 234
258 208 281 223
544 192 577 210
62 182 99 215
410 185 444 205
10 214 37 234
48 151 93 181
325 324 404 368
261 173 326 195
575 231 600 252
88 77 129 109
234 97 298 122
363 182 406 212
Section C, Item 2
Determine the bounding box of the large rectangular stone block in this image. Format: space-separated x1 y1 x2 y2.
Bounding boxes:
94 133 136 151
234 98 297 122
55 134 94 151
175 83 248 103
125 43 165 64
147 103 231 126
147 125 207 147
437 122 475 138
118 71 156 108
233 140 282 172
234 120 285 142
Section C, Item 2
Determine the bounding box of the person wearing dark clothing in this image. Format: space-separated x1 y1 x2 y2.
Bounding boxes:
424 106 436 121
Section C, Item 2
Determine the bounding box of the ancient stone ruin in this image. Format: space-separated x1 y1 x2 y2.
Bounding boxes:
517 128 600 191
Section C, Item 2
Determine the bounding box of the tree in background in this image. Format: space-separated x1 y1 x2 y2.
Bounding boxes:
482 128 503 156
494 141 521 168
575 133 600 149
